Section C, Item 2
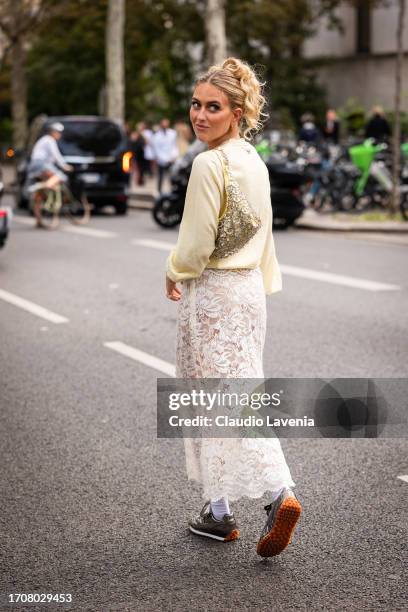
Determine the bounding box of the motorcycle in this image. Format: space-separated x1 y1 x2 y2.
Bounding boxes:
153 141 310 230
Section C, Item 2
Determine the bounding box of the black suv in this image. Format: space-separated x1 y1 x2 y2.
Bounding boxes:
16 115 131 214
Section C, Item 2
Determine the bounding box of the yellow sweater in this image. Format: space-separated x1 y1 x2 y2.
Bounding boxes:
165 137 282 295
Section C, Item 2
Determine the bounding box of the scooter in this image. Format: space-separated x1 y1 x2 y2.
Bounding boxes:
153 142 310 230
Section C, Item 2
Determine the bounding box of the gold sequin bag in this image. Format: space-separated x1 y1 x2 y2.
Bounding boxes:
211 148 262 259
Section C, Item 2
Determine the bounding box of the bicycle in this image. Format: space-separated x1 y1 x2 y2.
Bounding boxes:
29 178 91 229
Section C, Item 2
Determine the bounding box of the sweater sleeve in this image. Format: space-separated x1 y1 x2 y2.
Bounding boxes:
166 152 223 282
259 208 282 295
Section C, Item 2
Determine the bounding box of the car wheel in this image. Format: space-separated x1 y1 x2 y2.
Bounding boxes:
115 201 128 215
16 192 29 210
273 217 291 230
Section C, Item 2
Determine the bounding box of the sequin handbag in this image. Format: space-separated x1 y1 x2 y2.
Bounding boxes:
211 148 262 259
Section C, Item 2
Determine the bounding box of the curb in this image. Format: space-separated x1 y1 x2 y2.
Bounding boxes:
128 192 154 210
294 210 408 234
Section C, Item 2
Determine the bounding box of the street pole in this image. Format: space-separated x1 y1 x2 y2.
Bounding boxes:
105 0 125 122
204 0 227 66
391 0 406 215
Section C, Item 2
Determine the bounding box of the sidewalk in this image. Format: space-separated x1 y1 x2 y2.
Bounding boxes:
3 162 408 233
294 208 408 233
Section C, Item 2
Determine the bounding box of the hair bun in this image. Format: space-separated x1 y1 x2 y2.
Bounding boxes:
222 57 253 82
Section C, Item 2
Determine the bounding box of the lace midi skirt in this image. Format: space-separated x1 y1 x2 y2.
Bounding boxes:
175 267 295 502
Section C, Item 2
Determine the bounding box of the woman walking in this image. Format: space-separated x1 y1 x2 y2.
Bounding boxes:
165 57 301 557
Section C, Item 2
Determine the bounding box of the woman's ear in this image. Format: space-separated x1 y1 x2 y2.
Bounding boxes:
233 107 243 124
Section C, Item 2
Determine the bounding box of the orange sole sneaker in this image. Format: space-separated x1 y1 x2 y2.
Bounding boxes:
256 496 302 557
223 529 240 542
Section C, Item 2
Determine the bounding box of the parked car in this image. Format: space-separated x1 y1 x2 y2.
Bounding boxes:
16 115 132 215
0 165 4 203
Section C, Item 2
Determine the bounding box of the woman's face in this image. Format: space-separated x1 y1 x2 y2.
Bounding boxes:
190 82 242 148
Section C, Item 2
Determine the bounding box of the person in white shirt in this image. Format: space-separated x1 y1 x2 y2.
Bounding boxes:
150 118 179 193
28 122 73 190
142 124 155 176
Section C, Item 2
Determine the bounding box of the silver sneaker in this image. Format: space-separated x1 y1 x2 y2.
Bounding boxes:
256 488 302 557
188 501 240 542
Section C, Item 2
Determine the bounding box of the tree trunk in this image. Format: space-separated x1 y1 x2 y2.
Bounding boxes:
391 0 406 215
205 0 227 66
105 0 125 122
10 37 28 150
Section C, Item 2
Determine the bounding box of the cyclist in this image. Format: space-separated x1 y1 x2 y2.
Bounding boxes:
27 122 73 192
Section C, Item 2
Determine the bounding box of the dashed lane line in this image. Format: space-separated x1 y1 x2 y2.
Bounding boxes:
12 216 117 238
104 341 176 377
132 239 401 292
62 226 117 238
397 475 408 484
11 216 33 225
132 238 177 251
279 264 400 292
0 289 69 324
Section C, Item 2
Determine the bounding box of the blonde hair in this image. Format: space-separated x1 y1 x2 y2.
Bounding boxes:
195 57 268 140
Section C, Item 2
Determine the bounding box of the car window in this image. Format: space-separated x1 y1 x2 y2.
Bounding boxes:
55 121 124 156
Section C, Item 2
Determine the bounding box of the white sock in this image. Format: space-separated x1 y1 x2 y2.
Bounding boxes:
270 486 287 502
210 496 230 520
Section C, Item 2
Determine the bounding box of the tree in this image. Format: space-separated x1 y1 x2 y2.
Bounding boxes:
204 0 227 65
225 0 340 127
0 0 64 148
391 0 406 214
105 0 125 121
27 1 106 119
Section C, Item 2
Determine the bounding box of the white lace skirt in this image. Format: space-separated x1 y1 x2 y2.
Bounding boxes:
175 267 295 502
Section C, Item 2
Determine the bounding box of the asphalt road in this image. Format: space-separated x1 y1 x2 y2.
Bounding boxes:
1 197 407 612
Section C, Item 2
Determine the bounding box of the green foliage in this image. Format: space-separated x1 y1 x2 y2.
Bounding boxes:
337 98 367 136
27 0 107 118
225 0 332 129
337 98 408 138
0 0 338 130
385 110 408 137
125 0 203 125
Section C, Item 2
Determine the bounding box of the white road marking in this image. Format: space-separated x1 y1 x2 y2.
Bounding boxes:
62 226 117 238
133 239 401 292
12 216 117 238
12 216 34 225
104 341 176 377
397 474 408 483
0 289 69 324
280 264 400 292
132 238 176 251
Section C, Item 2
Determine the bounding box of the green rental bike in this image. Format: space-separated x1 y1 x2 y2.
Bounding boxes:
348 139 408 218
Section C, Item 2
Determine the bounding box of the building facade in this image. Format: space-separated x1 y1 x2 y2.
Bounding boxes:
303 1 408 111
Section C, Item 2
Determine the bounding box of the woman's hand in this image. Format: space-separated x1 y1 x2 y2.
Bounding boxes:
166 275 182 301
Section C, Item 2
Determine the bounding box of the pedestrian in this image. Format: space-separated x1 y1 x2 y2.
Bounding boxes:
141 122 155 177
174 119 193 157
364 106 391 143
323 109 340 145
299 112 320 144
151 118 179 193
129 123 147 186
165 57 302 558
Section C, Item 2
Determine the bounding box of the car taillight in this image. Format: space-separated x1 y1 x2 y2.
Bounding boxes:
122 151 132 173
